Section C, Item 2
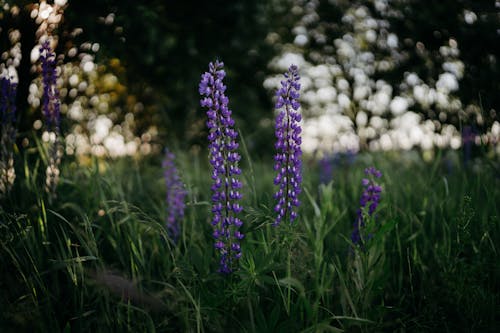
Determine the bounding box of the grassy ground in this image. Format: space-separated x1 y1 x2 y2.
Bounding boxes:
1 138 499 332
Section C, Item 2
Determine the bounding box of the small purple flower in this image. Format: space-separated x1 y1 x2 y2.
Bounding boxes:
199 60 243 274
39 40 60 131
351 167 382 246
162 148 187 242
273 65 302 226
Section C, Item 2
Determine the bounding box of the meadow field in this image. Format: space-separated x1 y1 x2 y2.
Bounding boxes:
1 1 499 332
1 143 498 332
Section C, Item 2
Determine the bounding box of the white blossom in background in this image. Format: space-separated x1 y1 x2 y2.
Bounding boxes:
1 5 22 84
264 0 477 155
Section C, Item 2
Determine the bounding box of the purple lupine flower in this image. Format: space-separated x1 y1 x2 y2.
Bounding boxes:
39 40 60 131
1 77 17 126
0 76 17 144
351 166 382 246
162 148 187 242
0 76 18 196
199 60 244 274
39 40 62 199
273 65 302 226
462 125 475 166
318 153 339 184
345 149 357 166
319 155 334 184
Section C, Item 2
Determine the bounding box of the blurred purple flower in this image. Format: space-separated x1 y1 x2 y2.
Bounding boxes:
351 166 382 246
199 60 243 274
318 150 357 184
273 65 302 226
461 125 475 165
1 77 17 126
345 149 357 166
163 148 187 242
39 40 62 199
0 76 18 196
39 41 60 131
0 76 17 145
319 154 337 184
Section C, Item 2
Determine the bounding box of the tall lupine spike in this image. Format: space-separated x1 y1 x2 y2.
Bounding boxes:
0 76 18 196
162 148 187 242
39 40 62 198
273 65 302 226
351 166 382 246
199 60 244 274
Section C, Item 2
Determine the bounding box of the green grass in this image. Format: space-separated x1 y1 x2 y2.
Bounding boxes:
1 138 499 332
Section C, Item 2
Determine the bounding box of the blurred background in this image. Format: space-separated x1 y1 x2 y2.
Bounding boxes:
1 0 499 160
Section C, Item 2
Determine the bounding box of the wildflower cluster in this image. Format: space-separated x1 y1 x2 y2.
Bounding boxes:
351 166 382 246
273 65 302 226
199 60 244 273
162 148 187 242
0 76 17 196
39 40 62 198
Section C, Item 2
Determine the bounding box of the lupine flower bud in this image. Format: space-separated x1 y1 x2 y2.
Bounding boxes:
199 60 243 274
351 166 382 246
273 65 302 226
162 148 187 242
